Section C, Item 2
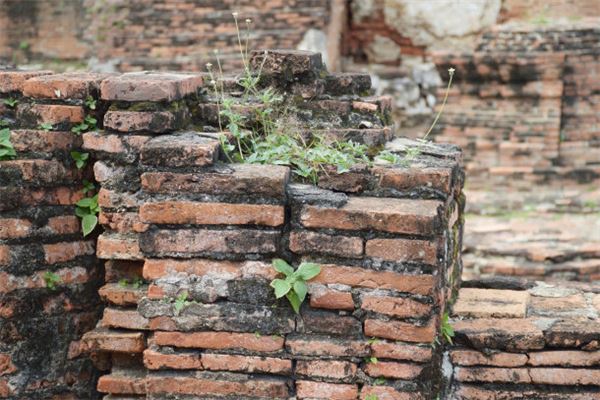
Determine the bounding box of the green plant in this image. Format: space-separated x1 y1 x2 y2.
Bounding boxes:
118 277 143 289
71 115 97 134
75 194 100 237
374 150 405 166
3 98 18 108
365 394 379 400
270 259 321 314
373 377 386 386
38 122 53 131
0 119 9 128
84 95 97 110
0 128 16 160
43 271 61 290
423 67 455 141
365 356 378 364
173 291 190 316
70 151 89 169
441 311 455 344
82 180 95 195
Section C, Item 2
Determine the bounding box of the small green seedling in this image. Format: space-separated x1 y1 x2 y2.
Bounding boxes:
71 115 97 134
84 95 97 110
43 271 61 290
270 259 321 314
75 194 100 236
365 394 380 400
70 151 89 169
0 128 16 160
441 311 455 344
38 122 53 131
3 98 18 108
82 180 95 195
118 278 129 288
374 150 404 165
365 356 378 364
173 291 190 316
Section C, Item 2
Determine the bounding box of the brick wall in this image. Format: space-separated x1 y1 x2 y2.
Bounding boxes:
0 71 105 398
433 20 600 189
2 50 461 399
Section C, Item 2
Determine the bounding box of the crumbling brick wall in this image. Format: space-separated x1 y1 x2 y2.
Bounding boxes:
0 71 106 398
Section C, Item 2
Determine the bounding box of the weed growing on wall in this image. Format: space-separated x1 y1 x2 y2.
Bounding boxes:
70 151 89 169
75 194 100 237
0 128 16 160
270 259 321 313
43 271 61 290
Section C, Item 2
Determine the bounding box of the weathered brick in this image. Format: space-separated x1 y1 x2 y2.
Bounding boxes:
145 372 289 398
365 238 438 265
0 70 53 93
143 349 202 370
452 318 545 351
454 366 531 384
364 361 423 379
289 231 363 258
360 386 417 400
201 354 292 375
296 380 358 400
82 131 150 155
153 331 284 352
43 241 95 264
140 164 289 199
97 233 143 260
361 295 431 318
250 49 323 77
309 286 355 310
372 165 453 194
296 360 357 381
16 103 84 125
527 350 600 367
0 354 16 376
140 229 279 256
453 288 530 318
450 349 528 367
371 342 432 362
529 368 600 385
100 72 203 101
9 129 81 152
99 283 144 306
286 336 370 357
300 310 362 336
82 328 145 353
0 218 32 239
97 373 146 394
101 308 150 330
140 201 284 227
46 215 80 235
99 212 148 234
312 265 435 296
143 259 275 281
140 132 219 167
364 319 436 343
301 197 442 235
1 160 81 184
23 72 110 99
104 110 185 133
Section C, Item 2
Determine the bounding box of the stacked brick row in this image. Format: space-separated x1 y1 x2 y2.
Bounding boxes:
448 281 600 399
432 21 600 189
73 50 465 399
0 71 106 398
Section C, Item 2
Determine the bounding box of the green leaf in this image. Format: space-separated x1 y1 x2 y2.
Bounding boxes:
76 197 94 208
296 262 321 281
272 258 294 277
270 279 291 298
293 280 308 302
286 291 302 314
81 214 98 237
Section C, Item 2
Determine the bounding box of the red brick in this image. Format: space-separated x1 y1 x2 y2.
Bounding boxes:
46 215 80 235
452 318 545 351
23 72 110 99
140 201 284 227
529 368 600 385
101 308 149 330
296 360 357 381
309 287 355 310
455 366 531 383
97 188 141 209
98 283 144 306
286 337 370 357
140 132 219 167
453 288 530 318
99 212 148 234
0 218 32 239
365 238 438 265
17 103 84 125
97 373 146 394
361 295 431 318
450 349 528 367
0 378 12 397
372 165 453 194
360 386 417 400
0 246 9 266
82 131 150 154
312 265 435 296
296 380 358 400
1 160 80 183
527 350 600 367
142 229 279 256
364 319 436 343
100 72 203 101
365 361 423 379
140 164 289 199
82 328 145 353
289 231 363 258
97 233 143 260
371 342 432 362
103 110 182 133
145 374 288 397
0 354 16 376
143 258 275 280
0 70 53 93
153 331 284 353
9 129 80 152
143 349 202 370
300 197 442 235
43 241 95 264
201 354 291 375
